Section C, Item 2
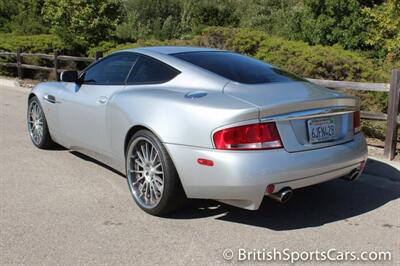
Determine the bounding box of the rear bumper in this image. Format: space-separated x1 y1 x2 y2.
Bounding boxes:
165 134 368 210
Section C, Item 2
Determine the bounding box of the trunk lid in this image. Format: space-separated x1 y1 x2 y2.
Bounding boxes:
224 81 359 152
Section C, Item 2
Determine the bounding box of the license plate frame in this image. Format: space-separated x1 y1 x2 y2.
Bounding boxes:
307 117 337 144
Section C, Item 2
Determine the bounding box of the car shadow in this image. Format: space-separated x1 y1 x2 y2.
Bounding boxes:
165 158 400 231
69 151 126 178
64 149 399 230
363 158 400 182
43 143 68 151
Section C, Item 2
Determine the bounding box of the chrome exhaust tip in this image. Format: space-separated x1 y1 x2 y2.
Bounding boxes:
267 187 293 203
350 170 361 181
342 169 361 182
341 161 365 182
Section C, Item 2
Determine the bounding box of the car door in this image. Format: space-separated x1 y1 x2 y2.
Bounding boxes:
57 52 139 157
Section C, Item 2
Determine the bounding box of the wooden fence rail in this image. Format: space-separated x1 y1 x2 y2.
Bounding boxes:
0 48 399 160
0 49 102 80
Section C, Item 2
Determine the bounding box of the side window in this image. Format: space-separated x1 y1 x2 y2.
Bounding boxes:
127 56 180 84
83 53 138 85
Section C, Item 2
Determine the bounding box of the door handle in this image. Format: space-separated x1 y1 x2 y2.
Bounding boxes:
43 94 57 104
98 96 108 104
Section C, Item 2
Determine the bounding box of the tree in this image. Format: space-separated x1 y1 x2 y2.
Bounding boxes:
42 0 123 53
192 2 239 28
0 0 19 32
115 0 242 42
290 0 383 50
363 0 400 61
116 0 183 41
236 0 301 38
0 0 49 34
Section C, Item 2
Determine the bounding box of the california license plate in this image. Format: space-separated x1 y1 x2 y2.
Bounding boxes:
307 117 336 143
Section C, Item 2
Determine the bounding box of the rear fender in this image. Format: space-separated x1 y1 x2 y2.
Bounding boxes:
108 87 259 169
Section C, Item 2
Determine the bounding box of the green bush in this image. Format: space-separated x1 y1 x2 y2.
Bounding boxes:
0 33 74 80
87 41 119 57
92 39 193 56
198 28 391 115
194 27 267 55
193 27 237 50
0 33 66 54
256 39 388 82
194 27 389 82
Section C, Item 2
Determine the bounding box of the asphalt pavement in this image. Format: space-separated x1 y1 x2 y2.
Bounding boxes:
0 83 399 265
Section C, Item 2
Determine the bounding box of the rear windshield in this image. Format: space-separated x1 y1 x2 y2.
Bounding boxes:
172 51 305 84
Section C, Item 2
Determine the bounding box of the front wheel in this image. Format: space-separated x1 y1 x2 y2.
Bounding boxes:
27 96 55 149
126 130 187 215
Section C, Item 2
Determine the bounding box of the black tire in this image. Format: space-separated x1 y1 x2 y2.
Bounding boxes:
126 130 187 216
27 96 55 149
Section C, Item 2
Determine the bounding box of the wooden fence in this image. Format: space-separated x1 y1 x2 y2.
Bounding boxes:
1 48 399 160
0 48 103 80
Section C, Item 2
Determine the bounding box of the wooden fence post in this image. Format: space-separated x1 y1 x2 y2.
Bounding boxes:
384 69 400 160
53 49 59 81
16 48 22 79
95 51 103 61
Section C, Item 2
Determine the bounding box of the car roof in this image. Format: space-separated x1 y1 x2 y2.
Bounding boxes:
125 46 223 55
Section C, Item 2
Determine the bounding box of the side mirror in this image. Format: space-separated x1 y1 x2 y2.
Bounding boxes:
60 71 78 83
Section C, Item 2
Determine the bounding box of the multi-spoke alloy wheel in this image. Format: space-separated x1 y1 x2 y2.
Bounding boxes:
27 96 54 149
28 100 44 145
126 130 187 215
127 137 164 208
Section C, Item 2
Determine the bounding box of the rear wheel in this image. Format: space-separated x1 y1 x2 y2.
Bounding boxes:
126 130 187 215
27 96 55 149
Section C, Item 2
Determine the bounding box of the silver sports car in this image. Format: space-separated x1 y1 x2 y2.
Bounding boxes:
27 46 368 215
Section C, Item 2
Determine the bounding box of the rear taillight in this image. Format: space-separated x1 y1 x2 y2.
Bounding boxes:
353 111 361 134
213 122 283 150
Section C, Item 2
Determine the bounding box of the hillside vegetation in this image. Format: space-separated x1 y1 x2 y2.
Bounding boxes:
0 0 398 140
